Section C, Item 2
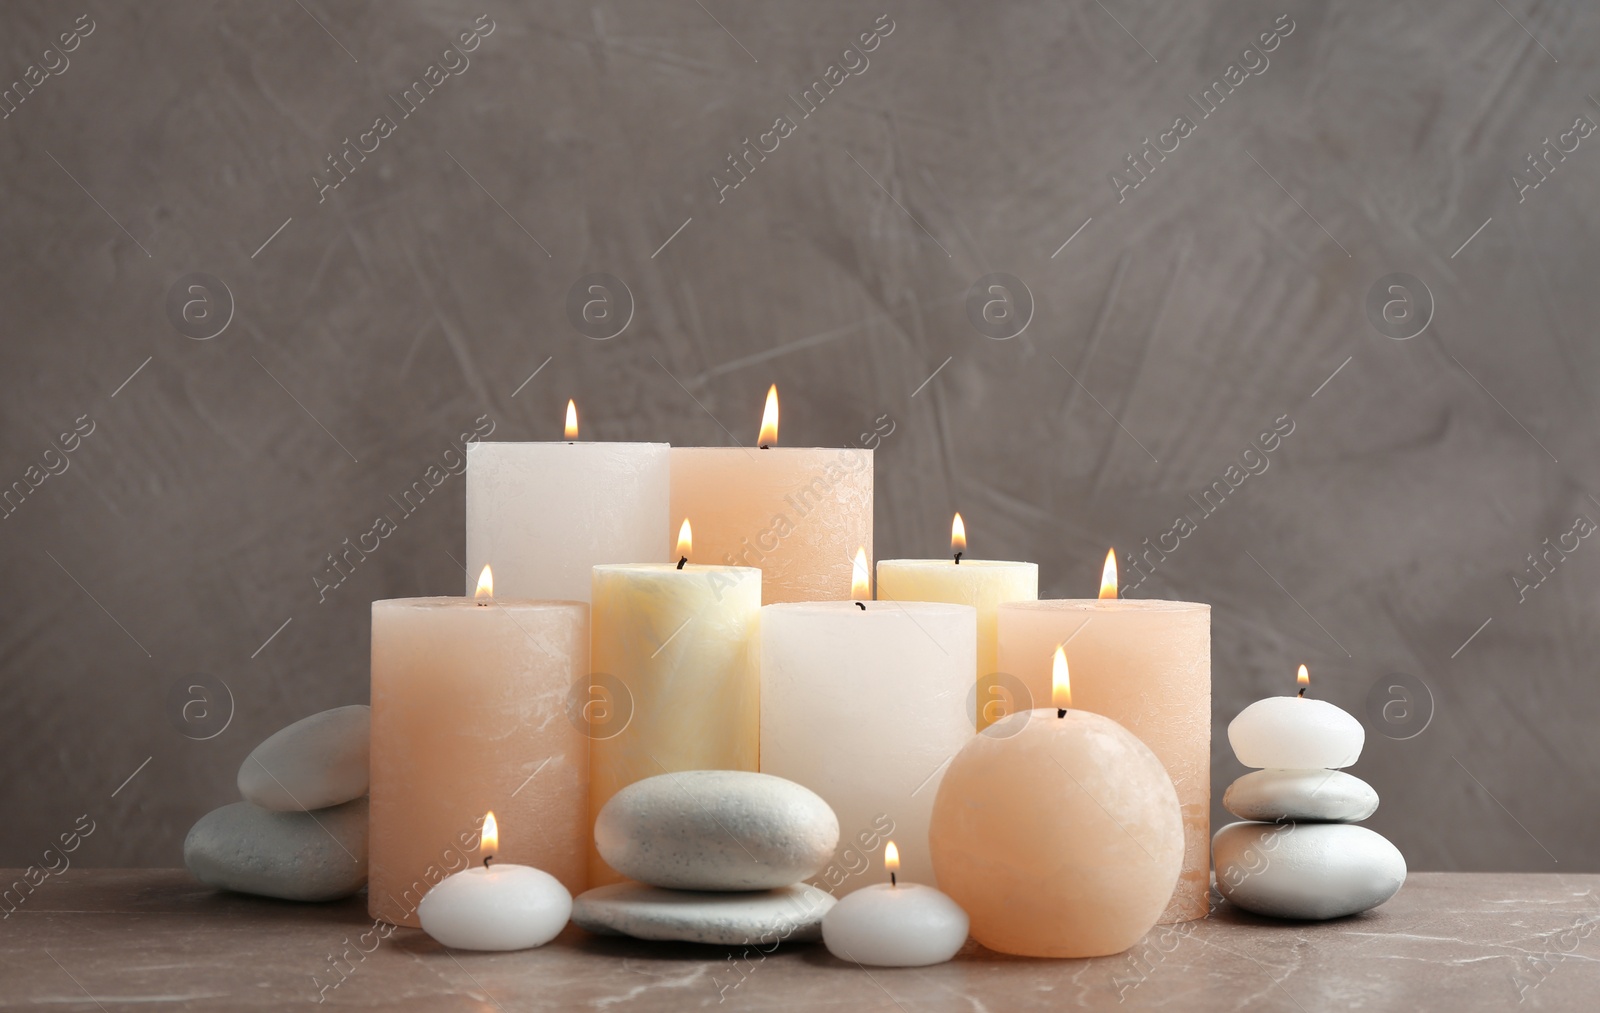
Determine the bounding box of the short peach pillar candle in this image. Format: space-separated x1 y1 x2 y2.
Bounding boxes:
929 649 1182 958
995 551 1210 922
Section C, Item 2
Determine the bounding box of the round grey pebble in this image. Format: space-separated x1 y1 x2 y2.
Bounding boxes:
238 705 370 812
1223 768 1379 824
596 770 838 891
1213 821 1405 921
184 798 368 902
572 881 836 945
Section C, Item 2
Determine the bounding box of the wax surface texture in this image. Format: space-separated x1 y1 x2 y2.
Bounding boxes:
821 882 969 967
370 599 588 927
1228 696 1365 769
417 864 572 951
929 709 1183 958
995 598 1210 922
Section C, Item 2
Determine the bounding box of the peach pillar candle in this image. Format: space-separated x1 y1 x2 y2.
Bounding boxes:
370 570 587 927
994 553 1210 923
466 401 669 602
588 523 761 884
761 560 975 893
876 514 1038 731
670 387 871 604
929 651 1183 958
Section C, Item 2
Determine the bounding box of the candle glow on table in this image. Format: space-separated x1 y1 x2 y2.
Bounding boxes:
929 650 1184 957
994 554 1211 923
417 811 573 951
1228 665 1365 769
876 514 1038 731
466 400 670 602
820 840 970 967
370 568 588 927
670 386 872 604
761 555 976 893
589 521 761 884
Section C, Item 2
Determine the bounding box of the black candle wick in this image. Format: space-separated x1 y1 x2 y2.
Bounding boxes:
676 556 687 570
855 601 866 610
483 855 495 868
953 552 963 565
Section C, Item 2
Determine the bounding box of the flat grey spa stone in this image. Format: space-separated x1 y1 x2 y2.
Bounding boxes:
572 882 836 945
184 798 368 902
595 770 838 891
1223 768 1379 823
1214 821 1405 920
238 704 370 812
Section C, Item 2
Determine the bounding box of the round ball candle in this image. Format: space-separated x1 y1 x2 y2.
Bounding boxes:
761 556 976 893
822 841 969 967
589 522 761 884
929 652 1183 958
1228 665 1365 768
877 513 1038 731
418 812 572 951
994 551 1210 923
466 400 670 602
670 386 872 604
370 569 588 927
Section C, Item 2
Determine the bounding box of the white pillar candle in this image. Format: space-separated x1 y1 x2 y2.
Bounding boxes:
466 402 669 602
1228 665 1364 768
670 387 872 604
589 524 761 884
370 571 587 927
418 812 572 951
876 514 1038 731
821 842 968 967
761 567 975 894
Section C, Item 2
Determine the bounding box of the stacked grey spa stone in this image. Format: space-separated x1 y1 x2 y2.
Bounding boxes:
1213 759 1406 920
184 705 370 902
573 771 841 945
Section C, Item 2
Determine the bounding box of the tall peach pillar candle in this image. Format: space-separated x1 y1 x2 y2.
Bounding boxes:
762 557 976 894
466 401 670 602
370 569 587 927
670 386 871 604
589 522 761 885
876 514 1038 730
995 552 1211 923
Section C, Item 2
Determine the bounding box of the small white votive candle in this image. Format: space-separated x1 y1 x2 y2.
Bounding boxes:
418 812 572 951
821 843 968 967
1227 666 1365 769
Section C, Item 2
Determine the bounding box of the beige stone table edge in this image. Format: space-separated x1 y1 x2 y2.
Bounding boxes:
1 871 1596 1011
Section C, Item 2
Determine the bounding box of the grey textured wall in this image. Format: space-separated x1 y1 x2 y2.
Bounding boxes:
4 0 1598 873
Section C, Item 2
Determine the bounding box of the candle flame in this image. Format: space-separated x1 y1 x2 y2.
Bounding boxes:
885 840 900 873
951 512 967 555
851 546 871 600
1298 664 1310 689
677 518 693 560
758 384 779 446
480 811 498 854
564 399 579 440
1052 646 1072 709
475 565 494 600
1099 548 1118 600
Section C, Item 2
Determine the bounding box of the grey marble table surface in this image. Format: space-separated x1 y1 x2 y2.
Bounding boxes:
1 871 1595 1010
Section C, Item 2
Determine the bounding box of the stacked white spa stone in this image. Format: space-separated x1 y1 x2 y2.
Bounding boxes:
184 706 370 902
1214 701 1406 920
573 771 840 946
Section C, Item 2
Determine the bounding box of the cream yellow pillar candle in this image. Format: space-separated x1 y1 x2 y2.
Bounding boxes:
370 569 587 927
994 552 1211 923
466 401 670 602
762 558 976 894
670 386 871 604
877 514 1038 730
589 522 761 884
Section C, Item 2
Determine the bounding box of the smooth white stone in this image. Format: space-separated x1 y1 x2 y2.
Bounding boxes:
572 882 836 945
238 705 370 812
418 864 571 951
1213 821 1405 920
1223 768 1379 823
1228 697 1364 769
184 798 367 902
822 883 968 967
595 771 838 891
